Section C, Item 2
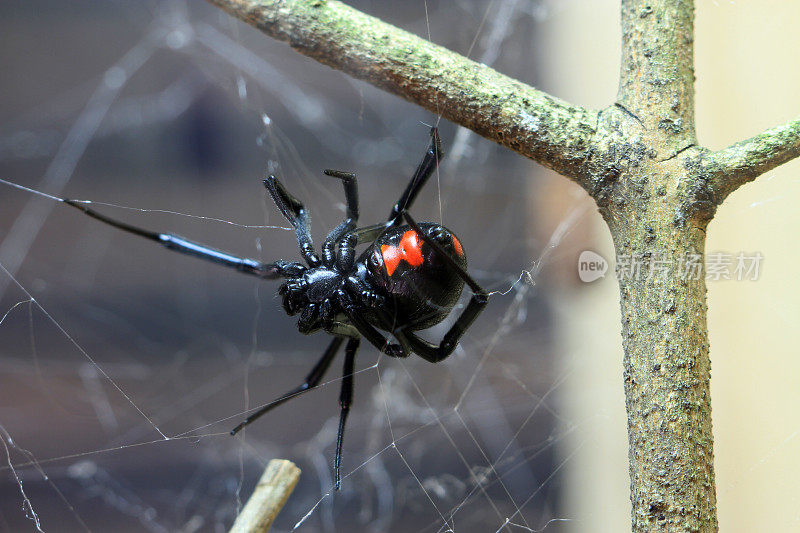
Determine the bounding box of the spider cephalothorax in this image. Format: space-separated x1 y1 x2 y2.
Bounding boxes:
62 127 488 489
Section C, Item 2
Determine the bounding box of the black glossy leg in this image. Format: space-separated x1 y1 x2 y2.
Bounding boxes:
264 175 322 268
349 313 407 359
338 289 406 358
331 127 443 271
322 170 359 268
323 169 359 220
230 337 344 435
335 222 392 272
399 292 487 362
334 337 359 490
387 127 443 226
62 199 304 279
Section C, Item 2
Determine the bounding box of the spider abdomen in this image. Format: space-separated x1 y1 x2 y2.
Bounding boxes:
363 222 467 330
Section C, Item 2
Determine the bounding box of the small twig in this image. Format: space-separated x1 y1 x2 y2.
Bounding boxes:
705 115 800 202
229 459 301 533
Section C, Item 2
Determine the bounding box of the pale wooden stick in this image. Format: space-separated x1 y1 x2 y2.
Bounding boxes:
229 459 301 533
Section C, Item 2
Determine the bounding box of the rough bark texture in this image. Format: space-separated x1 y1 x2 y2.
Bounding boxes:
618 0 696 147
206 0 800 531
594 105 717 531
702 117 800 203
610 2 717 530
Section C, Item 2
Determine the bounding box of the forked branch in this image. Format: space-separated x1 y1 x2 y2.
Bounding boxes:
206 0 598 189
705 115 800 202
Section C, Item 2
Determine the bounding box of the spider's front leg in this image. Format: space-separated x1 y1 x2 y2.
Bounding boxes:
264 175 321 268
61 199 306 280
387 127 443 226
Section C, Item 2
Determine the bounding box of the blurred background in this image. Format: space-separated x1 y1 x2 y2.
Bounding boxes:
0 1 798 531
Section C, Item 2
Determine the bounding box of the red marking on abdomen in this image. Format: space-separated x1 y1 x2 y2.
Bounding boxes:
381 229 424 276
452 235 464 256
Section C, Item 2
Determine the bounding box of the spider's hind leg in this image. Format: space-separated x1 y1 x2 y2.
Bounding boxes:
334 337 360 490
399 212 489 363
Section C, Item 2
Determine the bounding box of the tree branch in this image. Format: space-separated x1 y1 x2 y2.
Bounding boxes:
618 0 696 147
704 115 800 202
206 0 598 189
614 3 718 532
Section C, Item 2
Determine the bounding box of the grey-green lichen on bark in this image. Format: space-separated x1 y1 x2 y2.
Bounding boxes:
592 108 718 531
206 0 800 531
618 0 697 148
702 116 800 203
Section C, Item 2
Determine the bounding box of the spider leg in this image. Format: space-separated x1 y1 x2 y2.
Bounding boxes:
337 288 407 358
323 169 359 220
335 222 392 272
397 293 486 362
347 312 407 358
264 175 322 268
387 127 444 226
62 200 304 279
230 336 344 435
334 337 359 490
332 127 443 271
399 212 489 363
321 170 359 268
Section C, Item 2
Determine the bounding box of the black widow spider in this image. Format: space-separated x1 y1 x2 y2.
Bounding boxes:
62 128 488 489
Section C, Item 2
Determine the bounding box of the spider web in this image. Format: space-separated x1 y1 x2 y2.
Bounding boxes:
3 1 600 531
4 1 797 532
